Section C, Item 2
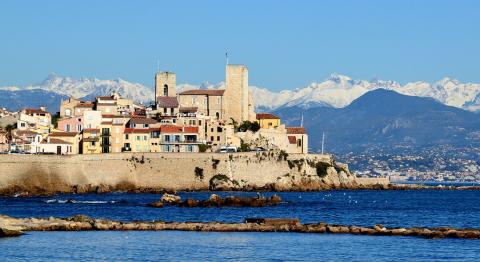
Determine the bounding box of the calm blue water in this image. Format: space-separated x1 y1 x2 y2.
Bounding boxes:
1 190 480 261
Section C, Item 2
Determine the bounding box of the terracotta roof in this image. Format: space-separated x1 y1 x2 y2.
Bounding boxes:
49 132 78 137
75 102 94 108
42 138 72 144
102 114 115 118
24 108 48 115
179 107 198 113
129 117 157 125
256 113 280 120
83 128 100 132
286 127 306 134
179 89 225 96
15 130 38 136
83 137 99 142
124 128 150 134
156 96 179 108
159 125 198 133
288 136 297 144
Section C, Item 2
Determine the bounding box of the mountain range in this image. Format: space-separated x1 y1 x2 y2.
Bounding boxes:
2 73 480 112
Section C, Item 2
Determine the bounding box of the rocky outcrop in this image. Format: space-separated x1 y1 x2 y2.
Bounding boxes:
148 194 283 208
1 214 479 239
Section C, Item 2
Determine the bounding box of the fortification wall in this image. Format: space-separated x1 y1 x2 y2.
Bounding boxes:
0 152 381 194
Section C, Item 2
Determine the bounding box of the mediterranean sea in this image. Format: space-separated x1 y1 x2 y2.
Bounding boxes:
1 190 479 261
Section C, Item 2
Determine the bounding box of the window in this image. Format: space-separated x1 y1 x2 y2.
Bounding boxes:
77 125 82 132
217 127 222 132
187 145 193 152
216 112 219 119
217 136 220 141
210 136 214 141
164 135 170 142
125 134 129 140
144 135 147 141
136 136 140 141
21 122 26 127
199 120 202 126
91 141 96 146
211 128 214 132
65 109 71 117
297 139 302 147
66 124 71 132
164 84 168 96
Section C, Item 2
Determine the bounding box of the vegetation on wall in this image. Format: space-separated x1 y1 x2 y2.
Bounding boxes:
236 121 260 133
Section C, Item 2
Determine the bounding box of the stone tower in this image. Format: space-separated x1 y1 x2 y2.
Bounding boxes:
155 72 176 99
224 64 250 124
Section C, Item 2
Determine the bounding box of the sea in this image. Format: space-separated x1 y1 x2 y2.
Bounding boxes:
1 190 479 261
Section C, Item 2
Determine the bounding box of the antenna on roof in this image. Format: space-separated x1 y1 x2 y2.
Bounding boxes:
225 51 229 66
300 114 304 127
321 132 325 155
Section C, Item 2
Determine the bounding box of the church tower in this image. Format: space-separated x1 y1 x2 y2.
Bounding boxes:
224 64 249 124
155 71 176 99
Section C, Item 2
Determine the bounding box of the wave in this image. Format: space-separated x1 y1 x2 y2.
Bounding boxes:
45 199 117 204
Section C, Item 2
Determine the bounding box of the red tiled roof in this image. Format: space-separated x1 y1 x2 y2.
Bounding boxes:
102 114 115 118
288 136 297 144
179 89 225 96
159 125 198 133
14 130 38 137
24 108 48 115
156 96 179 108
256 113 280 120
75 102 94 108
124 128 150 134
179 107 198 113
42 138 72 144
286 127 306 134
129 117 157 125
50 132 78 137
83 128 100 132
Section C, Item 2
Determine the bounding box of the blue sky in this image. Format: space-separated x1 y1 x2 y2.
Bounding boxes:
0 0 479 90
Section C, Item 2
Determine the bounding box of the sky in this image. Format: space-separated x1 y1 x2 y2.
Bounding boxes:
0 0 479 90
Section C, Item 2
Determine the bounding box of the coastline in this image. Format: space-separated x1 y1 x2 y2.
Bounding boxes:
1 152 479 197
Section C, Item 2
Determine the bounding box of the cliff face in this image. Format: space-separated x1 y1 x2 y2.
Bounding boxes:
0 152 358 195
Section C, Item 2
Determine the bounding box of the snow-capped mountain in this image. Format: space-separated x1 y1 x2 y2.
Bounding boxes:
0 73 155 104
1 73 480 112
252 74 480 112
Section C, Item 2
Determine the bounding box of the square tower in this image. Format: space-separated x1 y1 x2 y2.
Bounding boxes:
155 72 176 99
224 65 249 124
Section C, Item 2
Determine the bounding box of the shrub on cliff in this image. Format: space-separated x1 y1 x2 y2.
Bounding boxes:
194 167 204 180
315 162 330 178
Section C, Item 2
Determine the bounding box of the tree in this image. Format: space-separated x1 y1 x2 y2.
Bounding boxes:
5 124 15 141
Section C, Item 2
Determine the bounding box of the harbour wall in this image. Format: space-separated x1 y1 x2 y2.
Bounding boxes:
0 152 386 194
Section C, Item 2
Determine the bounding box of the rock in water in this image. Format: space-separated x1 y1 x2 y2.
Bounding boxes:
0 227 24 237
160 193 181 204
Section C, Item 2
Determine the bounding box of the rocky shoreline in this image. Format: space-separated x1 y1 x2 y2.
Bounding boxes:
1 215 479 239
2 184 480 198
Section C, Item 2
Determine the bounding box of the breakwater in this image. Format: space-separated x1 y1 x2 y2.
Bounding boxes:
0 152 366 195
1 215 479 239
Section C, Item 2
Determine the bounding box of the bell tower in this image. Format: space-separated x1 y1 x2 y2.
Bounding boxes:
155 71 176 99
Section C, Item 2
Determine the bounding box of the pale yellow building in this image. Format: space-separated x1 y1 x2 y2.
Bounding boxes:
256 113 281 129
82 128 101 154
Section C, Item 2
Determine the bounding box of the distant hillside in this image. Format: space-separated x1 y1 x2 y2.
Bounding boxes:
0 90 68 112
274 89 480 153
